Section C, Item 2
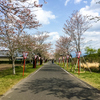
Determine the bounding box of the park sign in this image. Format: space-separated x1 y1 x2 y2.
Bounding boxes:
23 52 29 76
39 57 41 60
76 51 81 58
76 51 81 75
67 55 69 59
23 52 29 59
77 51 81 58
35 55 38 59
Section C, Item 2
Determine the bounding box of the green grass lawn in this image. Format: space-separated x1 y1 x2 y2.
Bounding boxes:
56 62 100 90
0 63 43 96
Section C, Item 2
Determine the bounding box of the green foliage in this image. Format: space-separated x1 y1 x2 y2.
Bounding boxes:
84 47 98 62
85 46 97 55
97 48 100 57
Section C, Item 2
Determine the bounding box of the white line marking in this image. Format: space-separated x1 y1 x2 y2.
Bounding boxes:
61 68 74 77
32 66 43 76
0 66 44 100
61 67 91 89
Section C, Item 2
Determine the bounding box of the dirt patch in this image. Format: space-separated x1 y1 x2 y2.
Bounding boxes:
81 62 99 68
0 64 23 71
81 62 100 72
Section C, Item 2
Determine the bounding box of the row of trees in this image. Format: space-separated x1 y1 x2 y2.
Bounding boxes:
0 0 51 74
54 0 100 59
55 11 91 60
54 8 100 71
54 10 100 72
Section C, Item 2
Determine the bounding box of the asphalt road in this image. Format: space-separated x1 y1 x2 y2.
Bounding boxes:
1 62 100 100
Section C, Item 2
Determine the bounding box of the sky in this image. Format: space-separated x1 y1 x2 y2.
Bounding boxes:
27 0 100 56
3 0 100 56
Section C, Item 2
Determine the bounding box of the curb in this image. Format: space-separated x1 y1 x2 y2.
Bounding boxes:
56 64 100 93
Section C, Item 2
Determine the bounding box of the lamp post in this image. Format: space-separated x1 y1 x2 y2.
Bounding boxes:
76 51 81 75
39 57 41 65
59 54 63 66
23 52 28 76
59 58 60 65
35 55 38 68
63 56 65 67
67 55 69 69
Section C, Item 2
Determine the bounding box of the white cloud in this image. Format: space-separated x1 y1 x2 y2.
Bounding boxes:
35 9 56 25
80 6 99 17
49 32 59 36
48 32 60 41
83 37 100 50
80 0 100 32
83 1 87 4
45 32 60 43
79 0 100 50
65 0 82 6
84 31 100 36
80 0 100 16
26 0 39 4
65 0 70 6
74 0 82 4
82 29 100 50
88 21 100 32
20 0 56 25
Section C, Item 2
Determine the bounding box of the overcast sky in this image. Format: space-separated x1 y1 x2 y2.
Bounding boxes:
24 0 100 55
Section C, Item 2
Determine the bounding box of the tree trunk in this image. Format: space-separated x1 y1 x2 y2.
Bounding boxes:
12 58 16 75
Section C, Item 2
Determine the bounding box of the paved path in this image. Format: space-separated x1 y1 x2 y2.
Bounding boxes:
1 62 100 100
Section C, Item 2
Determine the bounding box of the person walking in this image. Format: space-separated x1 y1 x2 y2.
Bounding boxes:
52 59 54 64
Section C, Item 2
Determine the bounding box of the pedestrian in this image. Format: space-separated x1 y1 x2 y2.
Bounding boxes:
33 58 35 68
52 59 54 64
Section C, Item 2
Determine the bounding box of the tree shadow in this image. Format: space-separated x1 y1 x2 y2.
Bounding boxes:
18 78 100 100
39 63 61 72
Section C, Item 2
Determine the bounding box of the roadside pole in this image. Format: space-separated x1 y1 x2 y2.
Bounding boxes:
35 55 37 68
23 58 25 76
39 57 41 65
63 57 65 67
23 52 28 76
59 58 60 65
67 55 69 69
77 51 81 75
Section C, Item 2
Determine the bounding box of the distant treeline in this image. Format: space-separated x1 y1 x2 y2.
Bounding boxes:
84 47 100 63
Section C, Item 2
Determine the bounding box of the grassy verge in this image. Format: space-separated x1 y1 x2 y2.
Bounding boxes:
56 62 100 90
0 63 43 96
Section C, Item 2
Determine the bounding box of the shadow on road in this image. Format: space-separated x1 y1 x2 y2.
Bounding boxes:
18 78 100 100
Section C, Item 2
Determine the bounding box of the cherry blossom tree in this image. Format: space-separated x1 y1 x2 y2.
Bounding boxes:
33 31 52 59
63 11 91 53
19 31 52 65
86 1 100 22
55 36 72 64
55 36 72 55
0 0 42 74
63 11 91 71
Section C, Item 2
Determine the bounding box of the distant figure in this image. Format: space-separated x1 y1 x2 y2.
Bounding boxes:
40 58 42 65
33 58 35 68
52 59 54 64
